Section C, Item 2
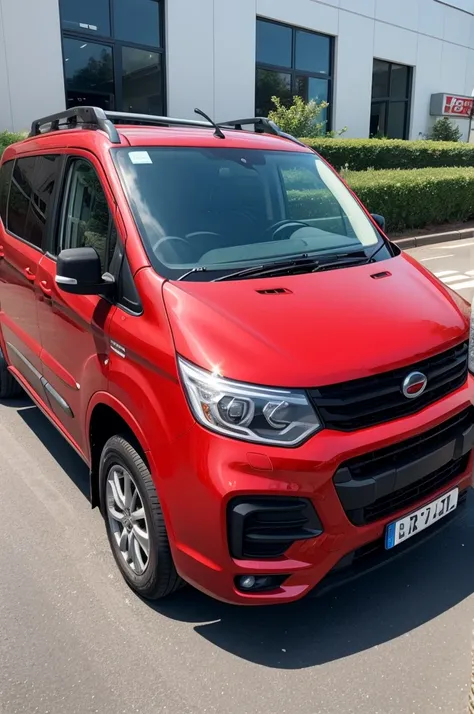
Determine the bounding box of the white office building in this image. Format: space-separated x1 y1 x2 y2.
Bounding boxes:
1 0 474 140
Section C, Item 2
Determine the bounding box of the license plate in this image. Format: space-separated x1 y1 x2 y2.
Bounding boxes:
385 488 459 549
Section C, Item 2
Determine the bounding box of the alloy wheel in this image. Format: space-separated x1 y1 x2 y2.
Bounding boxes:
106 465 150 575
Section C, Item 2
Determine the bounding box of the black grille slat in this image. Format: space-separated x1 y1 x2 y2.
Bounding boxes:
310 342 468 431
334 407 474 525
348 408 473 479
362 454 469 524
227 497 323 559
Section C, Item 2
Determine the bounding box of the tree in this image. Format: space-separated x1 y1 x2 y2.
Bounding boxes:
429 117 463 142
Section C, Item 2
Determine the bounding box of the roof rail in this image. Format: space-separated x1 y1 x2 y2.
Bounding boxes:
218 117 307 147
29 106 215 143
29 106 121 143
29 106 308 147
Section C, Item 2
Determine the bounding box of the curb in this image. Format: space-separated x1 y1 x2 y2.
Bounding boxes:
393 227 474 250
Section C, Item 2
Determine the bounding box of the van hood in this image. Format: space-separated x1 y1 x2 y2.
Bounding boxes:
163 254 470 388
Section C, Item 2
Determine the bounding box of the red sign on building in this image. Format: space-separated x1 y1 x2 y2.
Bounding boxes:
443 95 474 117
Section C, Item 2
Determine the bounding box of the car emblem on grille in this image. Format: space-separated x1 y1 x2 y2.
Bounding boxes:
402 371 428 399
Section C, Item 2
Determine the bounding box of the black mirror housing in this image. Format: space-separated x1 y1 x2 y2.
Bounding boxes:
56 247 115 296
371 213 386 232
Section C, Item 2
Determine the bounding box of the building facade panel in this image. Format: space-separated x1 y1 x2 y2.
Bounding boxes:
1 0 474 141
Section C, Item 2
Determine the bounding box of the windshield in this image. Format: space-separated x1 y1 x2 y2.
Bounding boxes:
113 147 386 280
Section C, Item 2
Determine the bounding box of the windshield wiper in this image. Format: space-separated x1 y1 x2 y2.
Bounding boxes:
215 253 374 282
180 245 387 283
312 253 370 272
177 266 208 281
363 241 388 264
213 255 318 282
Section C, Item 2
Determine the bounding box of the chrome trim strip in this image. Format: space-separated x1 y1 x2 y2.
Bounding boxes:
6 342 42 380
55 275 78 285
6 342 74 417
110 340 126 358
41 378 74 418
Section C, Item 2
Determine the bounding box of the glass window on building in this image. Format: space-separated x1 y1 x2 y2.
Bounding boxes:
59 0 165 115
370 60 412 139
255 19 333 131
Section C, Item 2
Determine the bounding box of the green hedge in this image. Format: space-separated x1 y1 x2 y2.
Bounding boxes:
288 167 474 233
300 137 474 172
0 130 25 157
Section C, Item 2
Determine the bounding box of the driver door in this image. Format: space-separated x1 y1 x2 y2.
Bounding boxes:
36 156 117 454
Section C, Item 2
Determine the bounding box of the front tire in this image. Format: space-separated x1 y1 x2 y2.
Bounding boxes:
100 435 182 600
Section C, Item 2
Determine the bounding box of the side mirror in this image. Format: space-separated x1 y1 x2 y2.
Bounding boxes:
371 214 386 232
56 247 115 296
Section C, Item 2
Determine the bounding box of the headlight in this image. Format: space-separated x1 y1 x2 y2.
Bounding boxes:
470 301 474 373
178 357 322 446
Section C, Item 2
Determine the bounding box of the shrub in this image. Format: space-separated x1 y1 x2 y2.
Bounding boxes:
0 130 25 157
269 95 329 138
429 117 462 142
300 137 474 171
287 167 474 233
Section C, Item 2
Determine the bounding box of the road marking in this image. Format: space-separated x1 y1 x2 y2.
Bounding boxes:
442 274 469 283
422 255 455 261
434 270 459 277
446 279 474 290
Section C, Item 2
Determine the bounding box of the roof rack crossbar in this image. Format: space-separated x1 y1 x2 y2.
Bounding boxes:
29 106 120 143
218 117 307 147
104 110 213 130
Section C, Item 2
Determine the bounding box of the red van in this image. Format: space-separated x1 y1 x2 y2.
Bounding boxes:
0 106 472 605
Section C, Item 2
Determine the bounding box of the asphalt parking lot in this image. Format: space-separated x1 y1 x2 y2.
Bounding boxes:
0 238 473 714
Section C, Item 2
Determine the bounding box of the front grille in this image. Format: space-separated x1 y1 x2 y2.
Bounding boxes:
309 341 468 432
227 497 322 560
334 407 474 525
363 453 469 523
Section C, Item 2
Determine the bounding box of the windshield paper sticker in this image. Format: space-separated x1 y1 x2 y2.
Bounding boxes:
129 151 153 165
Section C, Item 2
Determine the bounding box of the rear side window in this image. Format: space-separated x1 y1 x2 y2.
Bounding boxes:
7 155 61 249
0 160 13 226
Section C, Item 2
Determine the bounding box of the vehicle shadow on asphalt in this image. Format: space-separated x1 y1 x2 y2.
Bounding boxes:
9 400 474 670
15 402 90 499
149 501 474 669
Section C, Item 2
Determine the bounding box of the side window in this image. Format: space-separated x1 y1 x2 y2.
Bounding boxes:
26 155 62 249
6 155 61 248
0 160 13 226
61 160 117 273
8 157 36 241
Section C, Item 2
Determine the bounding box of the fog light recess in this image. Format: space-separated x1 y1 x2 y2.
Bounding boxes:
235 574 288 593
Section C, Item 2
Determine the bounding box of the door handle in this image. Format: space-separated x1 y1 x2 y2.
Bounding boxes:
24 267 35 282
39 280 52 297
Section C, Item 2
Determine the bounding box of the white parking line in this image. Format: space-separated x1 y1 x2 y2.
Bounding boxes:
421 255 454 262
442 275 468 283
434 270 459 277
446 279 474 290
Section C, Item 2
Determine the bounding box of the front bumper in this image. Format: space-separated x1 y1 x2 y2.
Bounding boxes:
154 377 474 605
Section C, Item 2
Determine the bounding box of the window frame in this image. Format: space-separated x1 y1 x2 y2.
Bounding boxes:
370 59 413 139
47 155 142 314
0 160 14 228
255 17 335 130
59 0 166 115
4 154 64 253
57 157 118 274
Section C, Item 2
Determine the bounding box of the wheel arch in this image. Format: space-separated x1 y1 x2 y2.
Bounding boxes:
87 393 153 510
